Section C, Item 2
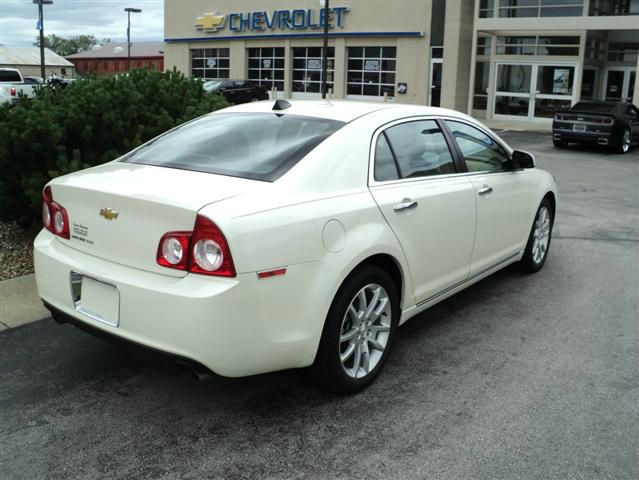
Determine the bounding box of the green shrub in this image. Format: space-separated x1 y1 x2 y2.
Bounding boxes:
0 69 229 224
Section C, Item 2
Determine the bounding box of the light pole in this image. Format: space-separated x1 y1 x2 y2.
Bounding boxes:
319 0 330 99
33 0 53 81
124 7 142 71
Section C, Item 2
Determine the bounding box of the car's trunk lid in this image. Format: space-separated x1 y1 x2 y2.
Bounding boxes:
50 162 260 277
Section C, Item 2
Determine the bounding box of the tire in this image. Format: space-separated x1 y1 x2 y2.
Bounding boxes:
615 128 631 154
553 139 567 148
310 265 399 394
518 198 554 273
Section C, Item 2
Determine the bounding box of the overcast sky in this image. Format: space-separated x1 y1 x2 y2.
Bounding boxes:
0 0 163 47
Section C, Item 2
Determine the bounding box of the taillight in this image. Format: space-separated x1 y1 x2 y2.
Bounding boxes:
42 186 70 239
10 86 16 96
156 215 236 277
157 232 191 270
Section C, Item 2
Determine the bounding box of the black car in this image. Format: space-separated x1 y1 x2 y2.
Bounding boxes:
203 79 269 104
553 101 639 154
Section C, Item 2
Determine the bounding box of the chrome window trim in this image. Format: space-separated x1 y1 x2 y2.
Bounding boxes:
367 114 514 187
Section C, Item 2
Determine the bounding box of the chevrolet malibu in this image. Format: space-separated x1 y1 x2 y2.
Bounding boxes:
35 100 557 393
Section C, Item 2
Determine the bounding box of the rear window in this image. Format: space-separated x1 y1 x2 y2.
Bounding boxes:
123 113 345 181
0 70 22 82
571 102 617 113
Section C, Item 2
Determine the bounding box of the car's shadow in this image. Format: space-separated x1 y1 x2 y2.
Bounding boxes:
2 263 535 414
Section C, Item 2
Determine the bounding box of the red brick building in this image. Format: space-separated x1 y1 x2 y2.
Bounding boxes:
66 42 164 76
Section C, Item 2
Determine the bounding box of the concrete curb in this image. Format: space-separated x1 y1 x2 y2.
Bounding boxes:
0 273 50 331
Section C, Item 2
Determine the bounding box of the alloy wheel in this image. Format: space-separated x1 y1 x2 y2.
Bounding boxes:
622 129 631 153
532 206 551 264
339 283 392 379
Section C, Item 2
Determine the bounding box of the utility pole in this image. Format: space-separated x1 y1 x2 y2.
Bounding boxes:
124 7 142 71
320 0 330 99
33 0 53 81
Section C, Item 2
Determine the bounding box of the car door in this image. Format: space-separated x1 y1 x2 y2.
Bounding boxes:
368 118 477 305
220 81 237 103
443 119 537 276
627 105 639 142
231 81 249 103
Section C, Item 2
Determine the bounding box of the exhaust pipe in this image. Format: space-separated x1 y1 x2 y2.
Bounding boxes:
176 360 214 383
597 138 608 146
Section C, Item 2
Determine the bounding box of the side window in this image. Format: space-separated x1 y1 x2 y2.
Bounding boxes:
374 133 400 182
234 81 247 88
445 120 509 173
383 120 456 179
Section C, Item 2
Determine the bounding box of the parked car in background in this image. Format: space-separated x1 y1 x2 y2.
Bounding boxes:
35 100 557 393
0 68 38 105
553 101 639 154
203 79 268 104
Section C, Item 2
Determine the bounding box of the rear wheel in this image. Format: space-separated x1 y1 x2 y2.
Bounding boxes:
615 128 631 154
310 265 399 394
518 198 554 273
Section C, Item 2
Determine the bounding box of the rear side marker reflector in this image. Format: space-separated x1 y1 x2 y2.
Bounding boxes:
257 268 287 279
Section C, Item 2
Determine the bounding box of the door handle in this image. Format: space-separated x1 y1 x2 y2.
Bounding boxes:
393 199 418 212
478 185 493 196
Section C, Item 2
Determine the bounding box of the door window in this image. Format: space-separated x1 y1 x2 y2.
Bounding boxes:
374 134 400 182
445 121 510 173
380 120 456 179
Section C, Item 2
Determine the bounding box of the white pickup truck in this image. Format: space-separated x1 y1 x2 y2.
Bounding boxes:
0 68 39 106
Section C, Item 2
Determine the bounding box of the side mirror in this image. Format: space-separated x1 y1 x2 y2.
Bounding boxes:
511 150 535 169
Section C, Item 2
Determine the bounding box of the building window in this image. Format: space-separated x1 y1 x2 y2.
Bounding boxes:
473 62 490 110
292 47 334 94
347 47 396 97
477 36 492 56
103 62 109 72
191 48 230 80
607 43 639 63
248 47 285 92
589 0 639 15
496 36 580 56
479 0 494 17
114 62 120 72
498 0 584 18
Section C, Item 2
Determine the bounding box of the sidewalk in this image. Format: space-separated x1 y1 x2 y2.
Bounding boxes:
0 274 49 331
480 118 552 133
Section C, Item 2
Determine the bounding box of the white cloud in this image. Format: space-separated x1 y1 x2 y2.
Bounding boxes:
0 0 163 47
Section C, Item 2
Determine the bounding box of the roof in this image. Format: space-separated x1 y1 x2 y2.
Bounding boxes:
221 99 470 124
66 42 164 60
0 46 74 67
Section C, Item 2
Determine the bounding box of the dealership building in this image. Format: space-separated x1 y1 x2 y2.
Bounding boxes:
164 0 639 122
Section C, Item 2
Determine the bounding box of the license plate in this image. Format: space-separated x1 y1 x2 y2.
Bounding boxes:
573 124 586 132
71 273 120 327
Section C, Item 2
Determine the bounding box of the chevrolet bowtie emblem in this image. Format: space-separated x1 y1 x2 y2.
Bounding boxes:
195 13 226 32
99 208 119 220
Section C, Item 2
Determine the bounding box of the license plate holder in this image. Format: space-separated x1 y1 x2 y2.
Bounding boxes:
70 272 120 327
573 124 586 132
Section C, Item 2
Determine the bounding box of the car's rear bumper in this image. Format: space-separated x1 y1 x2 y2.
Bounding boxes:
34 230 323 377
552 128 613 145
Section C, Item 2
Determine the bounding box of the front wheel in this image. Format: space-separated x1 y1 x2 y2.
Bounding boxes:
518 198 554 273
310 265 399 394
615 128 631 154
553 139 567 148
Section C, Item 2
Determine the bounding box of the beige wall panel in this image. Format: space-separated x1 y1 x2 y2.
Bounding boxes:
441 0 474 111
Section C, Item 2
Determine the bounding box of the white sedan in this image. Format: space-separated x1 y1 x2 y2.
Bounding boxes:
35 100 557 393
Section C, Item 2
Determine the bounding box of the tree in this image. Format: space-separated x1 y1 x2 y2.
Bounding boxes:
33 34 111 57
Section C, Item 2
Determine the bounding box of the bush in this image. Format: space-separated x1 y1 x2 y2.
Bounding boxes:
0 69 229 224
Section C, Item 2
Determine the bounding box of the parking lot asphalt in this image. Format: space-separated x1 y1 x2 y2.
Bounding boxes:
1 132 638 480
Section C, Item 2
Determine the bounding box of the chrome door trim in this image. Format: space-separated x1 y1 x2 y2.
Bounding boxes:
415 251 521 308
367 114 514 188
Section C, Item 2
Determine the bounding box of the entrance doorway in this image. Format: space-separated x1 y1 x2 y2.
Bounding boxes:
493 62 578 121
604 68 636 101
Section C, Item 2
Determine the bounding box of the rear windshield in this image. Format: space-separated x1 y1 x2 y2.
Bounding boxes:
571 102 617 113
0 70 22 82
123 113 345 181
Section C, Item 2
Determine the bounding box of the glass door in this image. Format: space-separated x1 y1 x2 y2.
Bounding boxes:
494 63 577 120
604 68 635 101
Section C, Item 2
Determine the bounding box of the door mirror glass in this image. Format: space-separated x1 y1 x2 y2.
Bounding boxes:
512 150 535 169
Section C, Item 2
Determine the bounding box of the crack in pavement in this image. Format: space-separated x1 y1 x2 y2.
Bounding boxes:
554 236 639 244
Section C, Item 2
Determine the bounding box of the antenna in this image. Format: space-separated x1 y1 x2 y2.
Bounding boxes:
273 99 292 111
